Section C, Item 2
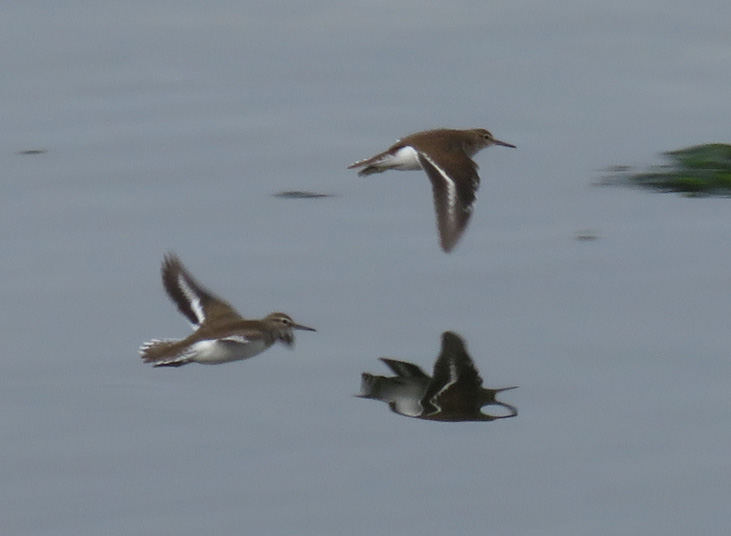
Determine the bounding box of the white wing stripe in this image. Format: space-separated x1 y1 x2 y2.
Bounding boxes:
177 272 206 325
219 335 252 344
428 359 460 412
419 153 457 211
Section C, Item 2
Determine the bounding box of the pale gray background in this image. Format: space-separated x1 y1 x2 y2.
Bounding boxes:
2 1 730 535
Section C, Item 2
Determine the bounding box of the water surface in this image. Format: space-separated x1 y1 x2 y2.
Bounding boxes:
2 2 731 535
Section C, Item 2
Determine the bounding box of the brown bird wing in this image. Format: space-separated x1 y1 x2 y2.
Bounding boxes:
161 253 242 327
416 151 479 252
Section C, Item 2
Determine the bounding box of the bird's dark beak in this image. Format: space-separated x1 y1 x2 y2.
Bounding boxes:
293 323 317 332
494 139 516 148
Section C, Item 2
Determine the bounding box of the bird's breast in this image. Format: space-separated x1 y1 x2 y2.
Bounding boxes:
387 146 422 170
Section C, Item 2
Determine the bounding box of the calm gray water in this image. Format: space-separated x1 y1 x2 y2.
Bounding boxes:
3 2 730 535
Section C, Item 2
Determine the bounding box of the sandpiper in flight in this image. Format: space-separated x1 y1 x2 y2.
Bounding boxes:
358 331 517 421
139 253 316 367
348 128 515 252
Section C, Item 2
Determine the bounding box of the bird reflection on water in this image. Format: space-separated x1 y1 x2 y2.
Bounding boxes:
358 331 517 422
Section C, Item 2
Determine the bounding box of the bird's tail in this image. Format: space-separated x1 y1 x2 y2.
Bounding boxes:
139 339 191 367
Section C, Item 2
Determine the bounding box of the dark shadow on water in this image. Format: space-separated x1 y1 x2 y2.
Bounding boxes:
273 191 335 199
358 331 517 422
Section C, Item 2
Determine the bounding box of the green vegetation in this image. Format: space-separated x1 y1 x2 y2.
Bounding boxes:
603 144 731 196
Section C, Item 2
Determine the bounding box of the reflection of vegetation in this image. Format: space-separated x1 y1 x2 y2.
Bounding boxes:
602 144 731 196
